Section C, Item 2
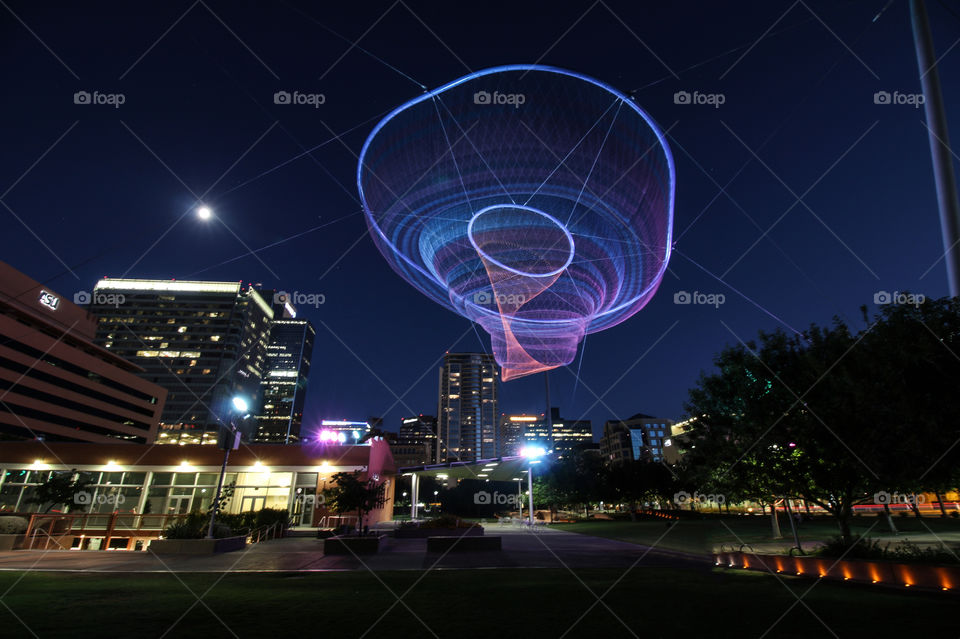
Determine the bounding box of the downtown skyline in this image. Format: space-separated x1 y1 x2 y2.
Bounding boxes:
2 0 958 439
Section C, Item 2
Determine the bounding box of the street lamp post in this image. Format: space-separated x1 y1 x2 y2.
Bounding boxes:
520 446 546 526
206 396 248 539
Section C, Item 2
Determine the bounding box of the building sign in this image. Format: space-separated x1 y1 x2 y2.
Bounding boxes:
38 290 60 310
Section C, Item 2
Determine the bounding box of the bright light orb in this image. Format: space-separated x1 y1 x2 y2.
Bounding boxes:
197 206 212 220
231 396 248 413
359 65 675 381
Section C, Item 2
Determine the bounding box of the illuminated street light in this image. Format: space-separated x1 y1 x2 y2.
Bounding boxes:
207 395 250 539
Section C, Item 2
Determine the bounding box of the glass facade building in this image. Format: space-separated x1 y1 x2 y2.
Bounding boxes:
88 279 273 445
437 353 499 462
254 319 315 443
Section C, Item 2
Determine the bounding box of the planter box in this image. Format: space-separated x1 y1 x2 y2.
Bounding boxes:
427 535 501 552
149 536 247 554
395 526 484 539
323 535 382 555
716 550 960 591
0 534 25 551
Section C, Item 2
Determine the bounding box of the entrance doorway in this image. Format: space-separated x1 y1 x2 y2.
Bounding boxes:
166 496 192 515
240 496 266 512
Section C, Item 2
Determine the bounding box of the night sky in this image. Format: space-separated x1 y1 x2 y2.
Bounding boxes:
2 1 958 439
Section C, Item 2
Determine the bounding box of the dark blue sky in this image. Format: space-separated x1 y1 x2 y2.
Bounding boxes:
2 0 958 438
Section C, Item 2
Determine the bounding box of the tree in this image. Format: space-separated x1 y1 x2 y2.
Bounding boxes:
683 298 960 545
322 471 386 535
26 469 92 513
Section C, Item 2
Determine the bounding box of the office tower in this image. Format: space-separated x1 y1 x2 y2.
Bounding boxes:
0 261 166 443
437 353 498 462
549 407 593 456
251 290 315 444
398 415 438 462
600 413 674 465
498 413 545 456
88 278 273 445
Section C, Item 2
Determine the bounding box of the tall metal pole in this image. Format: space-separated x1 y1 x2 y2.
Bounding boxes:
911 0 960 296
206 446 230 539
527 464 535 525
544 371 553 448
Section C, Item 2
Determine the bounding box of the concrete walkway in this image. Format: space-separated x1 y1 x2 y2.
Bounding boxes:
0 526 710 573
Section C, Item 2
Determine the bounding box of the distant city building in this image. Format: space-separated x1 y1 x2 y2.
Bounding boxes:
311 419 370 445
252 290 315 444
88 278 273 445
600 413 674 465
498 413 535 456
437 353 499 462
398 415 437 462
663 416 698 464
549 407 593 456
0 261 167 443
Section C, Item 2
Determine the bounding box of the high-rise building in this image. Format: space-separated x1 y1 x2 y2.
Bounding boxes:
252 290 315 444
549 407 593 456
497 413 531 456
600 413 674 465
0 261 167 443
437 353 499 462
398 415 437 462
88 278 274 445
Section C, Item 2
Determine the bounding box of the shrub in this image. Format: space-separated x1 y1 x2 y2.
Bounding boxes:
817 535 959 564
0 516 28 534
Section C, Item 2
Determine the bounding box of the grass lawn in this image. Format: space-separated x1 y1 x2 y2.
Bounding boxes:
0 567 955 638
554 514 960 555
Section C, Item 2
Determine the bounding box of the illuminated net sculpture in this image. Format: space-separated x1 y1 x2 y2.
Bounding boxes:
359 65 675 381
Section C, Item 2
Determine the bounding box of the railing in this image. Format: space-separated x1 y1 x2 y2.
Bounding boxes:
317 515 358 529
248 520 287 544
23 512 189 550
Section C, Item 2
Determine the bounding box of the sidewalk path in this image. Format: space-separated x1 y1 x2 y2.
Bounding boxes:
0 526 711 573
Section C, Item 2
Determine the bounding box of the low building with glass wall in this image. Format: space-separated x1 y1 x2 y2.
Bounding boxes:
0 440 395 550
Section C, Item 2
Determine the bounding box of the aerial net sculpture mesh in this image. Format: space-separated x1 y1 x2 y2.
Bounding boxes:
358 65 675 381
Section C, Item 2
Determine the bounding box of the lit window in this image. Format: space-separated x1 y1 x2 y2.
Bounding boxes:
136 350 159 357
159 351 180 358
210 335 221 342
178 326 187 333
